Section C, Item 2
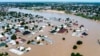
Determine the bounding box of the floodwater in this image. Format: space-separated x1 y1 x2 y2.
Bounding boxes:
6 8 100 56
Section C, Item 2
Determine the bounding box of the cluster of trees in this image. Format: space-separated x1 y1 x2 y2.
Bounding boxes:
72 40 83 56
71 52 83 56
75 13 100 21
0 2 99 21
51 3 100 21
0 2 50 7
0 52 9 56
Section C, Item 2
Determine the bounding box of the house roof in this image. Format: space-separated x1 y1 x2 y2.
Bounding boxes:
0 34 4 38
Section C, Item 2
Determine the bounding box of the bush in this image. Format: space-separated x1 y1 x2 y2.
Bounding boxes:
0 52 9 56
42 39 45 41
2 26 5 29
62 37 65 40
77 40 83 45
39 27 42 30
71 52 83 56
16 41 19 45
4 52 9 56
73 45 77 49
71 52 75 56
0 53 3 56
20 21 25 26
34 25 38 28
24 26 28 29
76 53 83 56
27 40 31 44
5 44 8 48
32 27 35 30
1 33 4 35
48 23 51 26
37 41 40 44
11 34 17 40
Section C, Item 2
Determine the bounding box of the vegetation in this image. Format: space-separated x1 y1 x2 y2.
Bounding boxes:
48 23 51 26
39 27 42 30
5 28 11 32
75 13 100 21
71 52 75 56
20 21 26 26
42 39 45 41
65 10 72 14
62 37 65 40
34 25 38 28
71 52 83 56
1 32 4 36
16 41 19 45
32 27 35 31
5 44 8 48
37 41 40 44
11 34 17 40
24 26 29 29
76 40 83 45
27 40 31 44
2 26 5 29
0 2 99 21
0 52 9 56
73 45 77 49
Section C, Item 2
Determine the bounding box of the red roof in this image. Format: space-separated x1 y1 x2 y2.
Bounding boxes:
58 29 67 33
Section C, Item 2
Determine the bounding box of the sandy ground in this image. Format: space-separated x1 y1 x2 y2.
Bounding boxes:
0 9 100 56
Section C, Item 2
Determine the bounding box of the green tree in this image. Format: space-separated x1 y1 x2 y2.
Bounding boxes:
11 34 17 40
2 26 5 29
24 26 29 29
